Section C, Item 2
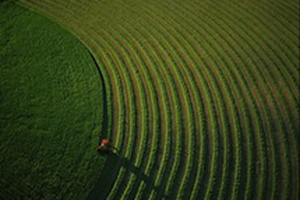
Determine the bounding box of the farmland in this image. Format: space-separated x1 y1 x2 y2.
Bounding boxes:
1 0 299 199
0 2 105 199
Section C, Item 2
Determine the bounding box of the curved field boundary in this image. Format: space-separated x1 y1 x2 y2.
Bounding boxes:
18 0 299 199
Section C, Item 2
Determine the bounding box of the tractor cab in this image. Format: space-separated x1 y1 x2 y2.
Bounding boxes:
97 138 113 154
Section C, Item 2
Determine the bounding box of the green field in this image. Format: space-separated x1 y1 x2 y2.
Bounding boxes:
0 2 105 199
1 0 299 199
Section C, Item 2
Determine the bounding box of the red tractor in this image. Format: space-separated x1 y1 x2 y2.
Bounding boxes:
97 138 114 155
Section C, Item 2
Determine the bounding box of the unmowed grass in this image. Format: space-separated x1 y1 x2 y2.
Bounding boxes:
0 2 105 199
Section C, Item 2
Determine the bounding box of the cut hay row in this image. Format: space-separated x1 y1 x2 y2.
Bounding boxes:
110 29 179 200
73 2 176 199
114 28 168 199
195 3 281 199
241 8 298 104
98 25 156 200
134 14 192 200
82 1 195 200
143 9 220 200
20 1 134 197
35 0 180 199
122 1 239 198
161 3 245 199
227 2 298 101
221 2 296 198
183 3 268 198
146 2 226 198
110 16 188 200
126 4 213 198
211 1 298 198
18 1 204 197
188 0 296 197
17 0 299 199
82 0 195 197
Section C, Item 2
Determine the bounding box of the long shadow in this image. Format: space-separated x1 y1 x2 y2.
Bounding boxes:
86 152 165 200
81 36 164 199
86 153 120 200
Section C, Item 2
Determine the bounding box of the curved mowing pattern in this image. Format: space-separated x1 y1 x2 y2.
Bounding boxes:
18 0 298 199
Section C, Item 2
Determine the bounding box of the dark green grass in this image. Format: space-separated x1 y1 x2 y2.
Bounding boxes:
0 2 105 199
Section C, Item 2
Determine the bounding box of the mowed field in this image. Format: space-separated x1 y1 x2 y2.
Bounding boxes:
3 0 300 199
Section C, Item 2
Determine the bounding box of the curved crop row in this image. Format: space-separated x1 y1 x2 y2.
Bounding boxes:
17 0 299 199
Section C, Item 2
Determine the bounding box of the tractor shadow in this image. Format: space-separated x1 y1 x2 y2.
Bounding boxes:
87 152 164 200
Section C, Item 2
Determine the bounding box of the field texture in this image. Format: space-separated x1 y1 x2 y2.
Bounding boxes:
4 0 300 199
0 2 105 199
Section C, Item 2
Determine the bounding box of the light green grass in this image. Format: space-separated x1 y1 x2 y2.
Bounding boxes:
0 2 105 199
